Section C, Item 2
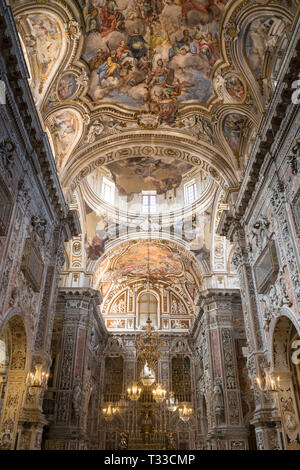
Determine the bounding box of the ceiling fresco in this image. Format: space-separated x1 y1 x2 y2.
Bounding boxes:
105 155 194 196
11 0 299 333
113 242 183 278
13 0 297 185
244 16 287 78
26 13 62 79
81 0 228 121
95 238 202 294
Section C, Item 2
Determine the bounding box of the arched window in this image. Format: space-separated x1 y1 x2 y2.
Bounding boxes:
138 293 158 328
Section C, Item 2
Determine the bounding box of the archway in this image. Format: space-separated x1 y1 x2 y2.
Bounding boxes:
0 315 28 450
271 314 300 450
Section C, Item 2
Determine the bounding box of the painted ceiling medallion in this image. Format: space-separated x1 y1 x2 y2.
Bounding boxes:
57 73 78 101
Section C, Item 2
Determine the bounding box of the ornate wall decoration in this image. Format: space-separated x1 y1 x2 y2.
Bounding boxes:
0 174 13 236
103 356 123 399
253 240 279 294
291 189 300 236
21 238 44 293
171 356 192 402
221 329 236 390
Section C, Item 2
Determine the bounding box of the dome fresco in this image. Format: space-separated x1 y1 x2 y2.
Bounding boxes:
105 155 194 196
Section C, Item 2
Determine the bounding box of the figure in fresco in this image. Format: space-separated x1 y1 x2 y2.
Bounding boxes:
82 0 227 114
128 30 148 60
181 0 220 21
57 74 77 100
194 29 219 65
86 234 106 260
149 58 168 84
245 17 286 76
96 50 120 86
224 114 246 153
146 19 171 49
89 47 108 70
225 76 245 101
169 29 197 59
116 40 131 62
28 14 61 76
99 0 126 37
51 112 77 156
87 7 101 33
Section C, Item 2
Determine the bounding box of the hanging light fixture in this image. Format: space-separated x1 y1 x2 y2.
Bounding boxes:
127 382 142 401
26 364 49 388
140 361 156 387
166 391 178 412
176 355 193 422
256 370 280 393
178 402 193 422
152 383 167 403
102 402 119 422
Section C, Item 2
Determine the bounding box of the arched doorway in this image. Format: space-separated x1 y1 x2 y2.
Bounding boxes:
272 314 300 450
0 315 28 450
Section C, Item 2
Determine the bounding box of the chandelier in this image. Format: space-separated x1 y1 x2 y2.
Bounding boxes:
178 402 193 422
102 402 119 422
127 382 142 401
26 364 49 388
152 383 167 403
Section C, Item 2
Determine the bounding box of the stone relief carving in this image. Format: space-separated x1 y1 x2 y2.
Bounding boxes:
0 139 16 182
259 266 292 330
72 377 82 418
221 329 236 390
31 215 48 245
212 378 224 424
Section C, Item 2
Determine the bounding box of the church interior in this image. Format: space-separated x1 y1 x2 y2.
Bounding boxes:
0 0 300 451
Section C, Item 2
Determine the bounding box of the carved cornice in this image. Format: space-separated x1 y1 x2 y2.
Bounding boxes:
216 209 236 239
63 209 81 240
197 288 241 304
57 287 107 337
58 287 102 305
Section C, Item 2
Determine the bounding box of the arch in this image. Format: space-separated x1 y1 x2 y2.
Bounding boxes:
268 308 300 370
0 315 29 450
269 312 300 450
61 134 239 193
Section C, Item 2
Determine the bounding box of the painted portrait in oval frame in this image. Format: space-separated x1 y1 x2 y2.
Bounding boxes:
57 73 77 101
225 75 245 102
